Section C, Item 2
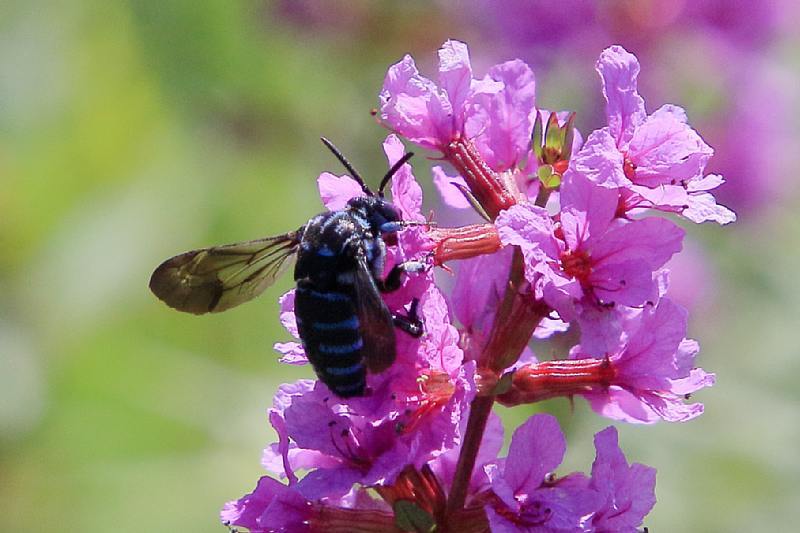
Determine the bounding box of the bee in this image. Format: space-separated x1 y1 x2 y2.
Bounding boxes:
149 138 425 397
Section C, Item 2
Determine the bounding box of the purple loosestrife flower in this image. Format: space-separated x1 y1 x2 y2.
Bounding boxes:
484 414 599 532
587 427 657 532
221 40 728 532
482 416 656 533
221 475 399 532
574 298 715 424
496 172 684 354
500 298 715 424
379 40 502 152
573 45 735 224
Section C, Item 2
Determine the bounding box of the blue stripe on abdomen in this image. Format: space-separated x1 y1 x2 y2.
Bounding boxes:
295 286 350 302
318 338 364 354
325 363 363 376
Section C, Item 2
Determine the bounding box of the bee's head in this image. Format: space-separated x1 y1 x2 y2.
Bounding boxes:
320 137 414 239
346 196 403 236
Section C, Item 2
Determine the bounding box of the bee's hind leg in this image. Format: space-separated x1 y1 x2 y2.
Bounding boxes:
392 297 423 337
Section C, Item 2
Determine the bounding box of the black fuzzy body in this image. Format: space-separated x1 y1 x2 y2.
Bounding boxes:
293 197 400 397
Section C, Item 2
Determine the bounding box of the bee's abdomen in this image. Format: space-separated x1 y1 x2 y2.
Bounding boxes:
294 280 365 397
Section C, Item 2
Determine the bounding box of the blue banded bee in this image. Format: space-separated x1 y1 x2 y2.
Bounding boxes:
150 138 424 397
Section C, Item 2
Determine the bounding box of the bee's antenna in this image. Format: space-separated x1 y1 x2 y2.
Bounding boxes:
320 137 372 195
378 152 414 198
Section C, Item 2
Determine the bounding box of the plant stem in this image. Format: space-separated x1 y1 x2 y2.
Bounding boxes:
443 394 494 518
444 189 553 522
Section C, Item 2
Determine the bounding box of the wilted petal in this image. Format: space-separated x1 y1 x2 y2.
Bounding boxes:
275 342 308 365
597 45 646 147
684 191 737 224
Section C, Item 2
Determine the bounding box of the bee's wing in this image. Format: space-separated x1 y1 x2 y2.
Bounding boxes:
149 232 300 314
353 256 397 373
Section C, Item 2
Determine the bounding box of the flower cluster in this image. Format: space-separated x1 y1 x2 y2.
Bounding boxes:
223 41 730 532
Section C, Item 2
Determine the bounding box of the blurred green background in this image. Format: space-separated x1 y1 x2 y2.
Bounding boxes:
1 1 798 531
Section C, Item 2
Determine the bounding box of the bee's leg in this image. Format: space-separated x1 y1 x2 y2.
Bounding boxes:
392 297 423 337
377 260 427 293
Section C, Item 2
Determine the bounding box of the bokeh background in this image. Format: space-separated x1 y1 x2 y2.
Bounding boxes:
2 1 799 531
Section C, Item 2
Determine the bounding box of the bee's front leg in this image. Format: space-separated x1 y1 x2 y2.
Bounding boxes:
377 260 428 293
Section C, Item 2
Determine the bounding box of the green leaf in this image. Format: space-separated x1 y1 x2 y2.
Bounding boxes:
531 111 544 160
537 164 562 189
394 500 437 532
544 111 561 150
562 112 576 161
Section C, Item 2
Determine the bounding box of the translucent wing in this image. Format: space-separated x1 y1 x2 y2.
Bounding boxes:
149 232 300 314
353 255 396 373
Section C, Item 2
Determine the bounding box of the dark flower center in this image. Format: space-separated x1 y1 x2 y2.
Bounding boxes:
560 249 593 284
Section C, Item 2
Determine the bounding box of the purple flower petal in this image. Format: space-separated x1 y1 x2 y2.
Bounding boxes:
437 40 474 130
569 128 628 188
467 59 537 171
597 45 646 147
275 342 308 365
379 54 451 150
221 476 282 531
384 134 424 221
504 414 566 495
590 217 684 272
432 165 472 209
628 104 713 187
278 289 298 336
560 171 618 249
589 426 656 531
683 190 737 224
317 172 363 211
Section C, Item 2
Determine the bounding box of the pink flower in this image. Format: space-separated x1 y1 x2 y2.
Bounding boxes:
221 475 395 532
496 172 684 353
379 40 502 151
576 298 715 424
221 476 311 532
573 45 735 224
483 414 599 532
587 427 656 532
